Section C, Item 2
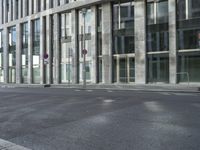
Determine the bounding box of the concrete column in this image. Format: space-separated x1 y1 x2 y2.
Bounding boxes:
18 0 22 18
22 0 27 17
28 20 33 84
102 3 112 84
8 0 12 21
3 0 8 23
53 14 61 84
3 28 8 83
134 0 147 84
0 0 2 24
40 16 45 84
60 0 65 5
16 24 22 84
34 0 38 13
13 0 17 20
71 10 78 84
41 0 45 11
91 6 97 83
29 0 32 15
54 0 58 8
169 0 177 84
46 15 53 84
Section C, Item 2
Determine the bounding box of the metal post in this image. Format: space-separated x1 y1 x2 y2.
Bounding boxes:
82 8 87 89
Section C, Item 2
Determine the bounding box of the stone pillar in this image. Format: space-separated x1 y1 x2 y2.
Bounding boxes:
29 0 32 15
23 0 27 17
40 16 45 84
91 6 98 83
13 0 17 20
46 15 53 84
134 0 147 84
0 0 2 24
54 0 58 8
8 0 12 21
16 24 22 84
71 10 78 84
34 0 38 13
102 3 112 84
18 0 22 18
28 20 33 84
3 28 8 83
53 14 61 84
41 0 45 11
169 0 177 84
3 0 8 23
60 0 65 5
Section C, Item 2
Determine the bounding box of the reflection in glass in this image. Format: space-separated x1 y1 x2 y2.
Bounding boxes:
22 22 28 83
147 0 169 52
178 52 200 82
0 30 3 82
113 1 134 54
33 19 40 84
148 54 169 83
8 26 16 83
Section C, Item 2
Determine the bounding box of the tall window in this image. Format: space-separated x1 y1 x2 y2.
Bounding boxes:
8 26 16 83
177 0 200 83
22 22 28 83
33 19 40 84
78 8 93 83
97 6 102 83
113 1 135 54
147 0 169 83
112 1 135 83
60 12 73 83
177 0 200 50
0 30 3 82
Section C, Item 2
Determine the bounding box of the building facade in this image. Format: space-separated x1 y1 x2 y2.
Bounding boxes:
0 0 200 85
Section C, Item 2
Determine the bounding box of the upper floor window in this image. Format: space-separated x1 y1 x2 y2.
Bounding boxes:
147 0 168 25
177 0 200 20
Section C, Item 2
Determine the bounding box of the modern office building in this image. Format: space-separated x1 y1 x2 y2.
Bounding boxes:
0 0 200 86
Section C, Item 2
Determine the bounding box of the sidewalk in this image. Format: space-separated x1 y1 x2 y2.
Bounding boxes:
0 83 199 93
0 139 30 150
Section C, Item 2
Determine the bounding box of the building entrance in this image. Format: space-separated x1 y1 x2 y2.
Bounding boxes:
114 56 135 83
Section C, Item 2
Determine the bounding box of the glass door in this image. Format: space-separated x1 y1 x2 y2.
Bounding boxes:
116 56 135 83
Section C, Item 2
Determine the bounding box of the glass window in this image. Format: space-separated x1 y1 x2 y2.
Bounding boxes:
147 0 169 52
8 26 16 83
0 30 3 82
148 54 169 83
178 52 200 82
97 6 102 83
22 22 28 83
33 19 40 84
113 1 134 54
177 0 200 50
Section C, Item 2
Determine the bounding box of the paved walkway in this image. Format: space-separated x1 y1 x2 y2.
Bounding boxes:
0 139 30 150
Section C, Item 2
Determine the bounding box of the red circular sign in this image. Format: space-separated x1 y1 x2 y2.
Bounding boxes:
82 49 87 55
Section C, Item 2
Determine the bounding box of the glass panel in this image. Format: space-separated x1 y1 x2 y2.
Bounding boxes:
119 58 127 83
78 8 93 82
0 30 3 82
148 54 169 83
113 58 117 83
129 57 135 82
8 26 16 83
147 0 169 52
178 52 200 82
33 19 40 84
22 22 28 83
113 1 135 54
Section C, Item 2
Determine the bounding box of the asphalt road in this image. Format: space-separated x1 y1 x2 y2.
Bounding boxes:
0 87 200 150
